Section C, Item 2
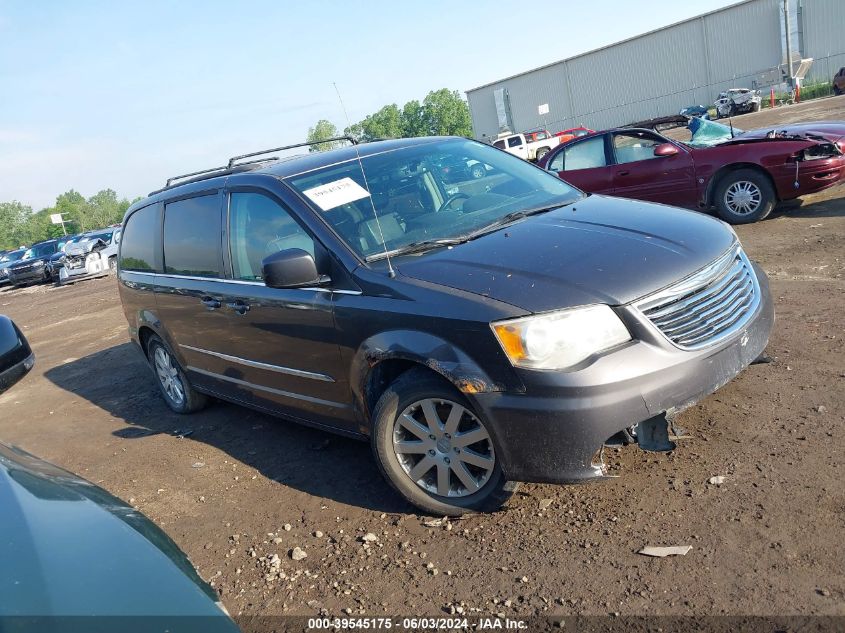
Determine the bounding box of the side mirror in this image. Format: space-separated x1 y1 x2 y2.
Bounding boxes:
0 316 35 395
262 249 325 289
654 142 679 157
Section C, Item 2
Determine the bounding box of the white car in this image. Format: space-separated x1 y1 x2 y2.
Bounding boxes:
492 132 561 162
58 228 122 284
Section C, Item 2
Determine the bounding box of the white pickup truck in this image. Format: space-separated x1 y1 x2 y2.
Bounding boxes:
492 130 560 162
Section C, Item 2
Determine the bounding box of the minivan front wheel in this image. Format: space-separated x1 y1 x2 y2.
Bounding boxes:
371 369 516 515
146 335 207 414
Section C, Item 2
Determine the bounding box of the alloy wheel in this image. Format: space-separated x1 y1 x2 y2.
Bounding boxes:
724 180 762 215
153 346 185 406
392 398 495 497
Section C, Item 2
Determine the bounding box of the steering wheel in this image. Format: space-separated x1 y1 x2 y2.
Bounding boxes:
436 193 470 213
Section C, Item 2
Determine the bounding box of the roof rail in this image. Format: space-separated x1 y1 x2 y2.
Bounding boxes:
226 136 357 168
158 136 357 193
166 165 229 187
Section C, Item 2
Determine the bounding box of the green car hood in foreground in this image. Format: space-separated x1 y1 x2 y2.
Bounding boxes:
0 442 239 633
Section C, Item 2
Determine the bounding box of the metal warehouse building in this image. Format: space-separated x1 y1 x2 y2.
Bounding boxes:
466 0 844 139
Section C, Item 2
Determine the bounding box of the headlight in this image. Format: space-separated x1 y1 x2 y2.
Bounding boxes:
0 269 7 278
32 260 44 267
491 305 631 370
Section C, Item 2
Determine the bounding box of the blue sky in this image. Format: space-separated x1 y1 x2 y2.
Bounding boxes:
0 0 737 210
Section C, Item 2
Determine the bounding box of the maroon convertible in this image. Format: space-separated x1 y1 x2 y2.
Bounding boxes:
538 115 845 223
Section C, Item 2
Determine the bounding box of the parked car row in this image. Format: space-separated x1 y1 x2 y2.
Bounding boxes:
0 227 121 289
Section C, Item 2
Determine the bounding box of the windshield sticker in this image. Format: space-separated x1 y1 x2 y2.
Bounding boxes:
302 177 371 211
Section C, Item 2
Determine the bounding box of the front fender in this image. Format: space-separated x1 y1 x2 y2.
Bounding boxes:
350 330 522 419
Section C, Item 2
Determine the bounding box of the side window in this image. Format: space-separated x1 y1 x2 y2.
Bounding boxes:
229 192 315 282
507 136 523 148
548 150 564 172
612 132 663 164
120 205 159 271
493 140 505 149
563 136 607 170
163 195 222 277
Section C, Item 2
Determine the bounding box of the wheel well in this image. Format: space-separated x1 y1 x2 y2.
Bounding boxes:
138 326 155 358
364 360 449 421
706 163 778 207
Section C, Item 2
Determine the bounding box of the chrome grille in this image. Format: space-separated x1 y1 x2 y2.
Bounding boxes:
636 245 760 349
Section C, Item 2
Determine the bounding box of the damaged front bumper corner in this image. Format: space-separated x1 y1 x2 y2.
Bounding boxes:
470 266 774 485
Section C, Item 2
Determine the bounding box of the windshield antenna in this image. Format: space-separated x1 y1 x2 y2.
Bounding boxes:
333 81 396 278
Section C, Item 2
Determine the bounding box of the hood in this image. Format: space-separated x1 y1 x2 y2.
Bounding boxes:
395 195 735 313
0 442 237 629
9 256 50 269
738 121 845 143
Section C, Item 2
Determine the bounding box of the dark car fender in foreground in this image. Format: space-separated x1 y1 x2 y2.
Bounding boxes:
0 442 239 632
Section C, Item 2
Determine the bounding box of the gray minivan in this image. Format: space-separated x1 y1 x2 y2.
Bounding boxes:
118 136 773 515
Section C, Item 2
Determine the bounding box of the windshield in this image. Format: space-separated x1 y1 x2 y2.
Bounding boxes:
0 250 25 263
666 118 744 148
286 138 583 260
23 243 54 260
85 231 113 242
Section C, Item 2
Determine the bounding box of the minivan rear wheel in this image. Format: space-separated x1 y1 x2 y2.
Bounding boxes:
146 335 207 414
371 368 516 515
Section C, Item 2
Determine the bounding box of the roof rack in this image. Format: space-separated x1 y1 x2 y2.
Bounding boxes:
158 136 358 192
226 135 357 168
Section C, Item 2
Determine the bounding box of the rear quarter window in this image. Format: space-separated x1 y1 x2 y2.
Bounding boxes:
119 205 160 271
163 195 223 278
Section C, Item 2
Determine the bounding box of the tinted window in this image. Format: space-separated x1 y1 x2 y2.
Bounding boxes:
493 140 505 149
229 192 315 281
563 136 607 170
164 195 222 277
612 132 662 164
507 136 523 148
120 205 159 271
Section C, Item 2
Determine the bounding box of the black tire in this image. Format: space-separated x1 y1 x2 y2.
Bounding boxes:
713 168 776 224
751 102 761 113
146 335 207 413
108 256 117 270
370 368 517 515
470 164 486 179
535 147 550 162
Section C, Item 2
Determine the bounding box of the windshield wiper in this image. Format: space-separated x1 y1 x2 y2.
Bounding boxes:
464 202 569 240
367 237 465 261
366 201 573 262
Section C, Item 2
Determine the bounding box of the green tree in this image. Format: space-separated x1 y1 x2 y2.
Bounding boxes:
422 89 473 137
343 122 365 143
87 189 128 228
0 201 31 249
360 104 403 141
400 100 427 137
54 189 90 233
306 119 342 152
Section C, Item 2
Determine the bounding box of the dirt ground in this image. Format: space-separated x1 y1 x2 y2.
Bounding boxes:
1 97 844 622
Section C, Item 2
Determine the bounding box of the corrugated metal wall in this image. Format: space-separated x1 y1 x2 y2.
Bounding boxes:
466 0 832 139
801 0 845 82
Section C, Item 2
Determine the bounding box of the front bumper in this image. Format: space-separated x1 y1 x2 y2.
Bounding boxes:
7 267 47 285
472 264 774 484
773 155 845 199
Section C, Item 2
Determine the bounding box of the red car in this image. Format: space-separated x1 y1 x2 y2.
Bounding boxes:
553 126 594 143
538 115 845 223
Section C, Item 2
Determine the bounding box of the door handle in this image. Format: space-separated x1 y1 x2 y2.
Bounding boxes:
200 296 221 310
226 300 250 315
617 170 630 177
